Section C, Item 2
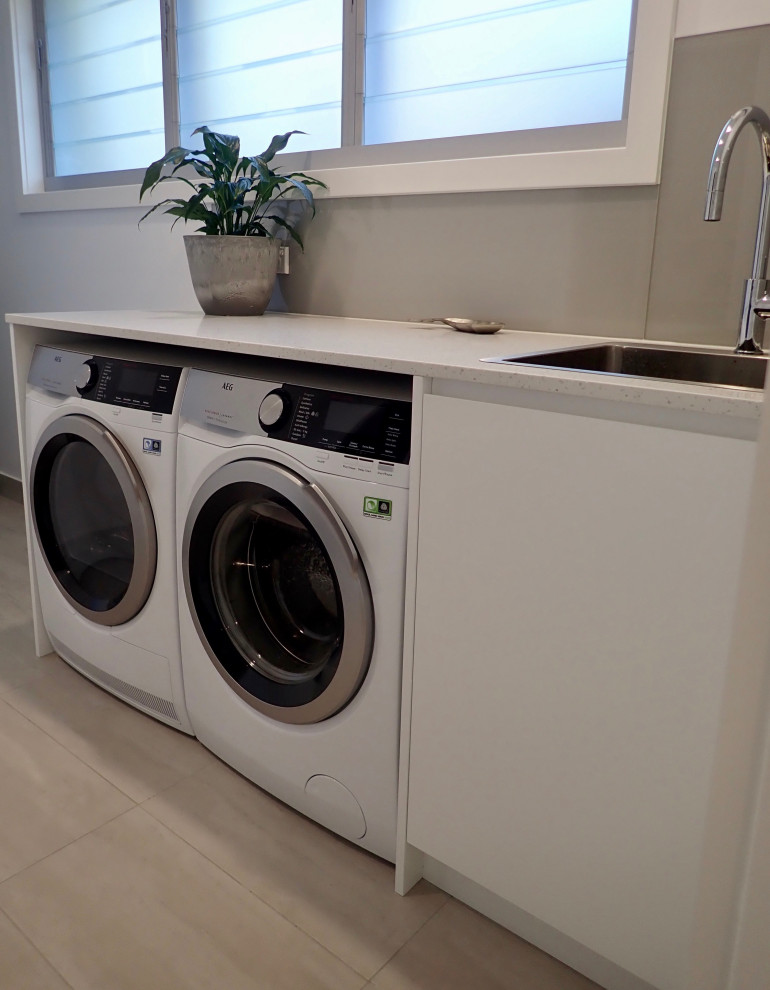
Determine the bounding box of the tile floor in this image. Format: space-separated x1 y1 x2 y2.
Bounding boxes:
0 494 600 989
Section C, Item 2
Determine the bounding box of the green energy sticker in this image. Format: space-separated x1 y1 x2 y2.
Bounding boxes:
363 497 392 519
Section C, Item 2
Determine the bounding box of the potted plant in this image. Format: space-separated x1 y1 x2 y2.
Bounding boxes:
140 126 326 316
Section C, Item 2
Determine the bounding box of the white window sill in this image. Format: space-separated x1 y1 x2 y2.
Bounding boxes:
17 184 148 214
17 139 666 216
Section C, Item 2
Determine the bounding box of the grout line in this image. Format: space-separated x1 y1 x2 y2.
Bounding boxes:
0 904 77 989
0 681 145 806
137 758 445 984
0 648 213 807
0 802 136 891
135 798 375 982
366 891 451 984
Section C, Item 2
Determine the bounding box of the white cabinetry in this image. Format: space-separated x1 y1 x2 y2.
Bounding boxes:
406 389 755 990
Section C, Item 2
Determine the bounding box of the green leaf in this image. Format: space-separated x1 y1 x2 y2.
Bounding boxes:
277 175 317 214
192 126 240 179
235 156 256 179
194 125 240 157
165 199 223 233
182 158 214 180
138 199 170 226
233 176 253 197
139 123 324 237
259 130 304 163
154 173 202 196
285 171 328 190
139 145 196 199
266 214 304 250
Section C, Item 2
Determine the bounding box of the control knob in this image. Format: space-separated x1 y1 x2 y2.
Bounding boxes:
75 359 99 395
258 389 290 430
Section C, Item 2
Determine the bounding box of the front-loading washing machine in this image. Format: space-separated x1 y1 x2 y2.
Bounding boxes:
177 362 412 861
26 342 192 733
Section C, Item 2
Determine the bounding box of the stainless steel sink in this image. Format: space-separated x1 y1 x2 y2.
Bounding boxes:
484 344 768 390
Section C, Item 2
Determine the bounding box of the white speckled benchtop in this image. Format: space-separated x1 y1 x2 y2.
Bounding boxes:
6 309 764 421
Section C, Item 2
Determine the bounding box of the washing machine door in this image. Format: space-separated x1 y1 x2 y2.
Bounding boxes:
30 414 157 626
183 458 374 725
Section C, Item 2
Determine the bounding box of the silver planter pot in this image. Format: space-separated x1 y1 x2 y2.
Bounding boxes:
183 235 280 316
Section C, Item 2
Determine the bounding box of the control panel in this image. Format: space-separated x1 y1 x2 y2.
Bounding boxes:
183 369 412 465
269 384 410 463
28 346 183 414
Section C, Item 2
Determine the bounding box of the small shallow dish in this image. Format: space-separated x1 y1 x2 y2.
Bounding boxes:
425 317 505 334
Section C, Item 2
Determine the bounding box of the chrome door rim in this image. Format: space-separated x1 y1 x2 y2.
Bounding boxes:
183 458 374 725
30 414 157 626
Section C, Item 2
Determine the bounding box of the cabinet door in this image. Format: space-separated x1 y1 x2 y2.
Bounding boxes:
408 394 755 990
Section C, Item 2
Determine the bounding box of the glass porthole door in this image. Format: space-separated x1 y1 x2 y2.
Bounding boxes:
183 459 374 725
31 414 157 626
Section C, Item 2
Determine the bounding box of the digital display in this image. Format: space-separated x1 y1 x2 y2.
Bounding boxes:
119 366 158 397
281 385 411 463
323 400 380 436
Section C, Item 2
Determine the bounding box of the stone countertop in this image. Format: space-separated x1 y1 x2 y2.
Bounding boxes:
5 309 764 421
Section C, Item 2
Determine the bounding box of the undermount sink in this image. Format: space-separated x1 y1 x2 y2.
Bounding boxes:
484 344 768 390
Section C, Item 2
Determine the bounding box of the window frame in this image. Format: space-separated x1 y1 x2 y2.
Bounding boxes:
10 0 678 213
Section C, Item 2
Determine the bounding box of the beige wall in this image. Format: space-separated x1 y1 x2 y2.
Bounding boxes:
676 0 770 37
279 185 659 337
1 19 770 478
280 25 770 349
647 25 770 345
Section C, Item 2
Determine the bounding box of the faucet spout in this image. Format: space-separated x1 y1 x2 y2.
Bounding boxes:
704 106 770 353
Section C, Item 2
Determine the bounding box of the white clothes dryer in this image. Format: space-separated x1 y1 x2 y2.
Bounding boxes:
26 343 192 733
177 363 412 861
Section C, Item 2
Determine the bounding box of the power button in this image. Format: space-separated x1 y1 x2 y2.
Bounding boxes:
75 359 99 395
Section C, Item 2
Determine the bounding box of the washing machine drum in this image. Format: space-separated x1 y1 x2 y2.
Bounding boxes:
30 414 157 626
183 459 374 725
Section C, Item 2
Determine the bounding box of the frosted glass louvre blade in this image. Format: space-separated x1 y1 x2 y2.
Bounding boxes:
177 0 343 155
364 0 635 145
43 0 165 176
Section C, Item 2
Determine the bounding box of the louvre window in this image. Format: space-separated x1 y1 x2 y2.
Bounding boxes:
176 0 344 155
363 0 634 145
40 0 165 176
24 0 670 195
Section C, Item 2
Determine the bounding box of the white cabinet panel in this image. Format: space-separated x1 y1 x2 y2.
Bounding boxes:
408 394 754 990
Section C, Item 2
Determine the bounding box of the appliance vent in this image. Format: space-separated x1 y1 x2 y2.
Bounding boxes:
50 637 180 725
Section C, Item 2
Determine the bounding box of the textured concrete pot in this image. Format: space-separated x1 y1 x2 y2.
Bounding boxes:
183 235 280 316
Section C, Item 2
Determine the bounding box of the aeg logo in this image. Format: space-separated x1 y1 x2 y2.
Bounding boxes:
222 382 234 390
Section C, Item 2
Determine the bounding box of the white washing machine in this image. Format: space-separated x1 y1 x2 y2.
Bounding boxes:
26 343 192 733
177 362 412 861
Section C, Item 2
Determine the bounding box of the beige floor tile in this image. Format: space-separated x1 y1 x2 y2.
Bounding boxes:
0 561 32 614
0 504 33 610
0 603 41 695
3 654 213 802
144 757 448 979
370 898 602 990
0 496 28 547
0 696 133 882
0 806 366 990
0 498 41 696
0 909 71 989
0 494 25 521
0 551 31 616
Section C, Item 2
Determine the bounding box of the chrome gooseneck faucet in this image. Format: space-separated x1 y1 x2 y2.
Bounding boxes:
705 105 770 353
